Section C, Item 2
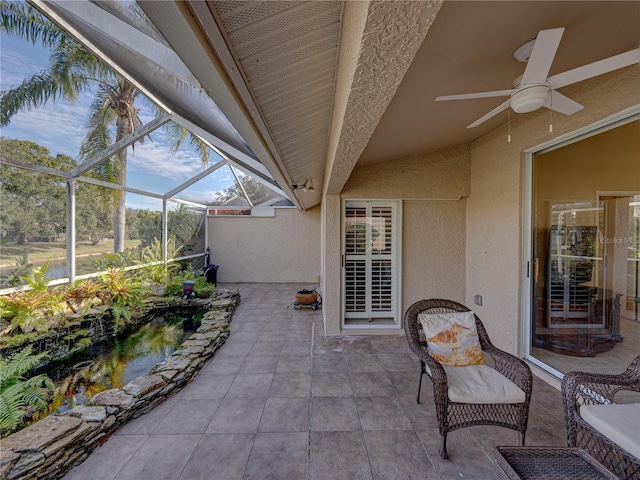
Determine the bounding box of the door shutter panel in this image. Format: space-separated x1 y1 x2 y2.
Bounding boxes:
343 201 400 328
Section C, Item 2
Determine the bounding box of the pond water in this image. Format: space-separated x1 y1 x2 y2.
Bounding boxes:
39 310 202 417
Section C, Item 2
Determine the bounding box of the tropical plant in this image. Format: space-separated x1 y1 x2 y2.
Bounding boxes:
0 263 65 334
165 274 188 297
138 237 183 285
0 346 53 436
164 272 214 298
88 248 141 272
21 262 52 294
97 268 147 328
60 279 102 315
0 291 53 334
0 1 210 253
193 276 215 299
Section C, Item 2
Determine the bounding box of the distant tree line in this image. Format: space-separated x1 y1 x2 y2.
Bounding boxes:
0 138 203 250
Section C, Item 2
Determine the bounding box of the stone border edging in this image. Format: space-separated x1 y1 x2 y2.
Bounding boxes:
0 291 240 480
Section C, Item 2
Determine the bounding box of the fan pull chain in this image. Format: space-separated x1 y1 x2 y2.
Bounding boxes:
549 90 553 133
508 107 511 143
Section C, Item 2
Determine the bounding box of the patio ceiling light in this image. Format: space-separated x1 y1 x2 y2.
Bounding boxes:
292 178 315 193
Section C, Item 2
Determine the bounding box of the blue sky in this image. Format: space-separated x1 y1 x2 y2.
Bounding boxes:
0 27 238 209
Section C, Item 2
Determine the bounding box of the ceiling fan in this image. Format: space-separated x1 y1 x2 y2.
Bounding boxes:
435 27 640 128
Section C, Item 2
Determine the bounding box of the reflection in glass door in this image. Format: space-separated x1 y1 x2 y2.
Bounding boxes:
528 119 639 376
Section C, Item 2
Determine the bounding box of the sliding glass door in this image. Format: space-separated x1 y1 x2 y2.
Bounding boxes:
527 118 639 376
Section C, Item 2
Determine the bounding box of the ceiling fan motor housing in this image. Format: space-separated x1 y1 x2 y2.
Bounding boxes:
511 85 550 113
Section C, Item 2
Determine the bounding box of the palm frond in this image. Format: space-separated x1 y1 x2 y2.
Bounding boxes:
52 35 113 82
163 120 187 152
162 120 210 168
0 1 67 50
188 132 210 168
0 69 87 126
79 86 119 185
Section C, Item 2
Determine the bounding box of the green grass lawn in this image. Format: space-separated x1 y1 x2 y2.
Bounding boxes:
0 239 141 269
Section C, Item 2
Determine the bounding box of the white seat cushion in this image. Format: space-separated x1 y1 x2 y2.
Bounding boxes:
580 403 640 460
425 363 526 404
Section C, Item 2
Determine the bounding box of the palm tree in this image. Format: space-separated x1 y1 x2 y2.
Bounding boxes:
0 1 209 252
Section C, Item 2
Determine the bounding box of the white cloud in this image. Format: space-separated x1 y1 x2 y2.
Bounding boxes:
0 41 49 91
1 101 88 159
125 194 163 212
127 141 204 181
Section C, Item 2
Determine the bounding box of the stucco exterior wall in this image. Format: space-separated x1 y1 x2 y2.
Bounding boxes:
342 145 470 200
207 207 321 283
466 66 639 355
321 145 470 334
402 200 466 308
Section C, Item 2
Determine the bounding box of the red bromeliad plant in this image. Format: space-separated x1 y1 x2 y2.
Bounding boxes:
97 268 147 328
0 264 65 335
60 280 102 315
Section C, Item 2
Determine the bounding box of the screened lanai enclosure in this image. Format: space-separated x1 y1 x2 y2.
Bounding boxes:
0 0 295 288
2 0 639 387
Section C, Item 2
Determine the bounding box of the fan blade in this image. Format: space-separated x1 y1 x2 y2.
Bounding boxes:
435 90 515 101
520 27 565 85
548 48 640 89
467 99 511 128
545 91 583 115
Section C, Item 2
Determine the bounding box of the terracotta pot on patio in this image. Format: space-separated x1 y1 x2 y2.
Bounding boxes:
295 289 318 305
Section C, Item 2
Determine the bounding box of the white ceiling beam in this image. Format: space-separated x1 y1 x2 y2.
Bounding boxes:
76 175 164 199
169 114 288 199
169 114 270 178
167 198 207 209
229 164 253 207
0 156 71 178
32 0 173 114
163 158 227 199
41 0 199 88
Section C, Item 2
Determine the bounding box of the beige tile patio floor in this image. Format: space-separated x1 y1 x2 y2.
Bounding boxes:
62 283 567 480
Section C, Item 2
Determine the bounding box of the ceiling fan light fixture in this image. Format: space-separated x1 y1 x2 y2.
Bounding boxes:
514 38 536 62
511 85 549 113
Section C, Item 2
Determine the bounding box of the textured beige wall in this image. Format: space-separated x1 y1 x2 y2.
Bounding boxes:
342 144 471 200
467 66 639 355
208 207 321 283
403 200 466 308
322 145 470 334
322 195 342 335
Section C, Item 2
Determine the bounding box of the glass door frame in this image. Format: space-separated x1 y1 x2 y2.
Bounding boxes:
521 106 639 378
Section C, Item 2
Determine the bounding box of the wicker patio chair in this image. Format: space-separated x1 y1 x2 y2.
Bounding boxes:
404 298 533 459
561 355 640 480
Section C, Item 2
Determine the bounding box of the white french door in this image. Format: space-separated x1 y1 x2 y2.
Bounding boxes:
342 200 401 328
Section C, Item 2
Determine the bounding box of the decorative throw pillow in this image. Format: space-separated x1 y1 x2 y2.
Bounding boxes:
418 311 485 366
